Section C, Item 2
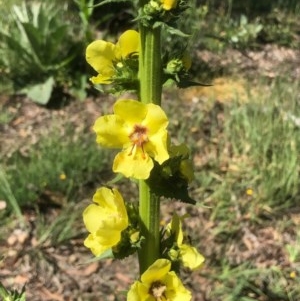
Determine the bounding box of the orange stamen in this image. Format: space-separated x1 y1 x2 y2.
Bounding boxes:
128 124 149 158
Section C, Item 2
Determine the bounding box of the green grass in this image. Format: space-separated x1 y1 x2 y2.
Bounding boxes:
0 282 26 301
34 201 86 246
0 166 25 226
0 107 15 124
166 76 300 300
224 78 299 209
0 124 112 211
207 264 299 301
170 78 300 214
0 120 113 299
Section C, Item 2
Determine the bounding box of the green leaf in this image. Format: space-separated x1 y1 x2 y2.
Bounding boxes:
12 3 30 23
96 248 114 260
1 33 36 65
31 2 42 28
21 22 43 63
43 24 69 65
106 173 124 186
82 249 114 264
162 23 190 37
50 25 68 45
146 159 196 204
177 80 213 88
26 77 55 105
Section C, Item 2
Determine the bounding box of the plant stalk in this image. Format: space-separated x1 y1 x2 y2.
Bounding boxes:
138 180 160 273
138 23 162 274
139 25 162 105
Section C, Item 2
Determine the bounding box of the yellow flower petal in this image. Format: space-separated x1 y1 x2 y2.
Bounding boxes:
161 0 178 10
127 282 148 301
93 115 129 148
141 258 171 283
93 188 128 226
128 259 191 301
143 103 169 135
164 271 192 301
82 187 128 256
142 103 169 164
84 233 107 255
115 30 140 59
179 244 205 270
113 149 154 179
86 40 115 76
114 99 147 125
83 204 104 233
90 74 113 84
84 229 121 256
145 129 169 164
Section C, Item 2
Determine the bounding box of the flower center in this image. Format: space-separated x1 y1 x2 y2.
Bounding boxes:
149 281 167 301
128 124 149 157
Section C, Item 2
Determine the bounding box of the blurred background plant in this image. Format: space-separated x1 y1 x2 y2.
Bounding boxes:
195 0 299 51
0 0 96 105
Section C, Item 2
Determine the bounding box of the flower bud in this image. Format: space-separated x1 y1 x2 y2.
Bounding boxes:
161 0 178 10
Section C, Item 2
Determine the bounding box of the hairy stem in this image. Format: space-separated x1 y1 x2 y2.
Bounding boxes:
138 23 162 274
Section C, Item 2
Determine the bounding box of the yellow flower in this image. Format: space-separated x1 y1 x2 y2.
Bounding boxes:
93 99 169 179
161 0 178 10
86 30 139 84
167 214 205 270
246 188 253 196
83 187 128 256
127 258 191 301
290 271 297 279
59 173 66 180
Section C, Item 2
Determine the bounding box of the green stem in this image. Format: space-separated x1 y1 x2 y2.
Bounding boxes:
138 180 160 273
139 26 162 105
138 24 162 274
